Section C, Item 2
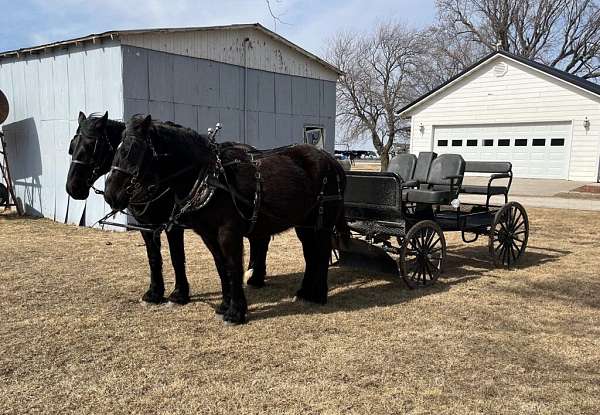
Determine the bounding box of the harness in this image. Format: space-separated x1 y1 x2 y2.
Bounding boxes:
102 123 344 237
70 131 114 195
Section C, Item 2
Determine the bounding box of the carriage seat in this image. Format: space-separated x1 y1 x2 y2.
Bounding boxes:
387 153 417 181
459 161 512 207
404 154 466 205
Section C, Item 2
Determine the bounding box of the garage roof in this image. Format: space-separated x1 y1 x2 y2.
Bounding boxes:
398 50 600 116
0 23 342 76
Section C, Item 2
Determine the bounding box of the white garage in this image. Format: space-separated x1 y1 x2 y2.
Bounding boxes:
399 51 600 182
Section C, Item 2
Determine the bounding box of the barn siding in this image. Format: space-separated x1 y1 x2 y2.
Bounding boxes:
122 46 336 152
407 56 600 181
0 43 127 227
120 28 338 82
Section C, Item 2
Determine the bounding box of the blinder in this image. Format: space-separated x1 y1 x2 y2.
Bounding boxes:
110 132 159 185
69 128 114 188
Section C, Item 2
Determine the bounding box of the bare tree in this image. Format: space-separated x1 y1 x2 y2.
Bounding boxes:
328 24 422 171
411 25 487 95
265 0 291 33
437 0 600 79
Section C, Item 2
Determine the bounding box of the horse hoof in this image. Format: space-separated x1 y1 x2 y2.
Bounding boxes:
223 319 243 326
244 269 254 279
141 290 165 305
223 307 247 325
167 292 190 305
140 298 164 306
166 301 182 308
293 293 327 305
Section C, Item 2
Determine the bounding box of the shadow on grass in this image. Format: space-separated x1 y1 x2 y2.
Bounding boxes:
188 241 571 321
0 212 42 221
444 243 569 276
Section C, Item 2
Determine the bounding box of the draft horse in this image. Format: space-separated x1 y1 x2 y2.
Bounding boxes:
104 115 347 324
66 112 271 305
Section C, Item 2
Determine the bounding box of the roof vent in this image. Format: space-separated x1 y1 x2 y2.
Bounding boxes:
493 62 508 77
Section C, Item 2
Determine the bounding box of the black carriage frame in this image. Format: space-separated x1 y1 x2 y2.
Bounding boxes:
333 157 529 289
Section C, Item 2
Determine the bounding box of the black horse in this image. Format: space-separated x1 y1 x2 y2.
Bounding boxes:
104 115 347 324
66 112 271 306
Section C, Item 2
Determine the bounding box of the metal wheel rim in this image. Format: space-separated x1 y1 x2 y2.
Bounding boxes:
400 221 446 288
489 202 529 268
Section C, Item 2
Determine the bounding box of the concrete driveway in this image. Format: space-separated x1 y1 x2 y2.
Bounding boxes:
461 176 600 211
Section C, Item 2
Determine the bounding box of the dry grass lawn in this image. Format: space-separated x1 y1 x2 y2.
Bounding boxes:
1 208 600 414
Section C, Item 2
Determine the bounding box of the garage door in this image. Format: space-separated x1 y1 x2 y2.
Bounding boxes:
433 122 571 179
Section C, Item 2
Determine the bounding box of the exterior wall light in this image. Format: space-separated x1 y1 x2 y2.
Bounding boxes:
419 123 425 134
584 117 590 130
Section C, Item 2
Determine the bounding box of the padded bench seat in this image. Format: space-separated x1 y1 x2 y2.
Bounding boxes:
459 161 513 207
460 185 509 195
403 189 452 204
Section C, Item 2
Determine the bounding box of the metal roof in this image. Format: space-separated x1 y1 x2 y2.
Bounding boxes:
398 50 600 116
0 23 342 76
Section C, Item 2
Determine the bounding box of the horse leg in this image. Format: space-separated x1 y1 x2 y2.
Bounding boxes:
199 232 231 316
218 229 247 325
165 227 189 305
246 236 270 288
140 231 165 304
294 226 320 304
311 227 332 304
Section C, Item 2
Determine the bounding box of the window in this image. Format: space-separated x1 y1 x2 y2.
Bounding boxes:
437 140 448 147
515 139 527 146
532 139 546 146
452 139 463 146
551 138 565 146
483 139 494 147
304 126 325 149
467 139 478 147
498 139 510 146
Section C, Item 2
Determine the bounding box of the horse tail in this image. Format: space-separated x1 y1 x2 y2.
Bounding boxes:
328 153 350 241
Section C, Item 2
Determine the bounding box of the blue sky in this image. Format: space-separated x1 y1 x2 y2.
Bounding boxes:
0 0 436 150
0 0 436 57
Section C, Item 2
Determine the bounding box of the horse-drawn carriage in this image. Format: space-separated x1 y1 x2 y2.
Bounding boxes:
332 152 529 288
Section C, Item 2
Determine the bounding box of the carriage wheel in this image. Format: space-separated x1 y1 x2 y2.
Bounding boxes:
489 202 529 268
399 220 446 289
0 183 8 206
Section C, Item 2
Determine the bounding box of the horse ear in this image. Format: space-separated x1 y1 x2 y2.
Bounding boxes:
101 111 108 122
78 111 86 125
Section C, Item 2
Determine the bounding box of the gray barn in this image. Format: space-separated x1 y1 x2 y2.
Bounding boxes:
0 24 340 227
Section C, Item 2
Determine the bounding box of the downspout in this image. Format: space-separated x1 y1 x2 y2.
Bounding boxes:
243 37 250 145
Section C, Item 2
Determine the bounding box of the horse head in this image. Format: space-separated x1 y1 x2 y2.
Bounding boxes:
66 111 116 199
104 114 161 210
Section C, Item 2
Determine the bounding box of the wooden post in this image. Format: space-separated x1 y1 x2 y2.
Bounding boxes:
0 131 23 215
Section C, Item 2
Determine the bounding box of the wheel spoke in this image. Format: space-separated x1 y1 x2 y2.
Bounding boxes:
510 239 521 256
424 228 435 248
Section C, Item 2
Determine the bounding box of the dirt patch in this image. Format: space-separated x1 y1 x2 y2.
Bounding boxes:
1 208 600 414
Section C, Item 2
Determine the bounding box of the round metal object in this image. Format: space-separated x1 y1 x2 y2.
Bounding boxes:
489 201 529 268
399 220 446 288
0 89 9 125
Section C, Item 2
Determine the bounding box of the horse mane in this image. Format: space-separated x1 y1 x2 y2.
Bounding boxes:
127 115 212 160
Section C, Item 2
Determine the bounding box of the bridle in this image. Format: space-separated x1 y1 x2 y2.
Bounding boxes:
70 130 114 195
